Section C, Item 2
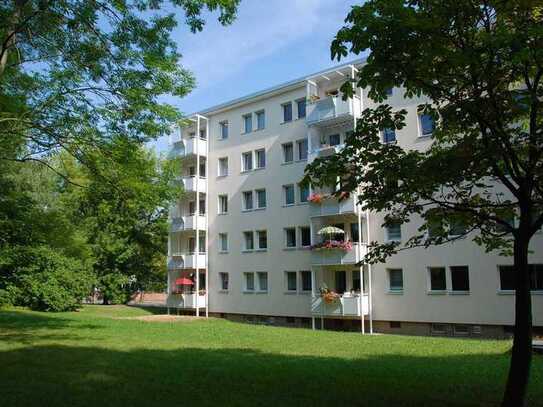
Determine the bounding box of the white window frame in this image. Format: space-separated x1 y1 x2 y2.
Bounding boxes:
296 138 308 161
243 231 254 252
255 188 266 209
256 271 268 293
218 194 228 215
217 157 228 177
417 109 435 138
243 272 255 292
449 265 470 294
242 114 252 134
300 271 312 292
284 227 297 249
385 223 402 242
387 268 404 293
241 151 253 173
285 271 297 293
282 142 294 164
219 121 229 140
427 266 447 294
219 272 229 291
255 110 265 130
283 184 295 206
255 148 266 169
218 233 228 253
296 98 306 119
282 102 293 123
242 190 254 212
298 183 309 203
256 230 268 251
299 226 311 248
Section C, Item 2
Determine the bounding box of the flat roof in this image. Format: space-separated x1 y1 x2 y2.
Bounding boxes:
194 57 366 116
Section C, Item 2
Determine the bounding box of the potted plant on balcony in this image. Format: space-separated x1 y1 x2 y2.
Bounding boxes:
319 285 340 304
308 193 324 204
311 240 353 252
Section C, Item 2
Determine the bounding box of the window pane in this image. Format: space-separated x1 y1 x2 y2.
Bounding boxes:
297 139 308 160
258 272 268 291
256 111 265 130
256 189 266 208
329 134 340 146
244 115 252 133
449 220 467 236
258 231 267 249
219 234 227 252
256 150 266 168
287 272 297 291
283 143 293 162
199 199 205 215
420 114 435 136
451 266 470 291
383 128 396 143
429 267 446 290
297 99 306 119
243 191 253 210
301 271 312 291
218 158 228 176
530 264 543 291
284 185 294 205
387 223 402 241
245 273 254 290
301 227 311 246
286 228 296 247
220 121 229 139
299 184 309 203
352 270 361 291
283 103 292 122
350 223 359 243
220 273 229 290
389 269 403 290
242 152 253 171
219 196 228 214
244 232 254 250
335 271 347 293
499 266 515 290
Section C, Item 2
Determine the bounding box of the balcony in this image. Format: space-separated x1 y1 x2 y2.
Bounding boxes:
169 215 206 233
167 253 206 270
168 138 207 159
307 144 344 164
309 194 361 217
306 96 360 127
311 294 369 317
178 176 207 193
311 242 366 266
167 293 206 309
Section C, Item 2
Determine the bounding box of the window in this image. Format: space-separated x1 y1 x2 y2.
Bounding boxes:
449 220 467 237
431 323 448 335
189 201 196 216
499 264 543 291
297 139 308 161
300 226 311 247
427 218 444 238
255 149 266 169
383 128 396 143
199 199 205 215
454 325 470 337
285 228 296 248
284 184 295 206
219 272 229 290
388 269 403 292
450 266 470 292
243 114 252 133
350 223 360 243
335 271 347 293
218 233 228 252
189 166 196 176
419 113 435 137
282 102 293 122
256 189 266 209
429 267 447 291
199 129 206 139
241 151 253 172
297 184 309 204
257 230 267 250
218 157 228 177
329 133 341 146
297 98 306 119
219 121 229 139
386 222 402 242
218 195 228 214
242 191 253 211
254 110 265 130
301 271 312 292
199 162 206 178
257 272 268 292
352 270 361 291
243 231 254 251
282 142 294 163
390 321 401 329
286 271 297 291
244 272 255 291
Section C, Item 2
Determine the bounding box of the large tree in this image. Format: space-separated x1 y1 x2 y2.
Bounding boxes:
0 0 239 177
305 1 542 406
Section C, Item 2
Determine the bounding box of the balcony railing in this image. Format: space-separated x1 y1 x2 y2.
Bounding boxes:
311 293 369 317
168 138 207 159
167 293 206 309
167 253 206 270
307 144 344 164
177 176 207 193
311 242 366 266
309 194 361 217
169 215 207 232
306 96 360 126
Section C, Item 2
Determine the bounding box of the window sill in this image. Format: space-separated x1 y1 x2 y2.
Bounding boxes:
240 170 253 174
242 290 255 294
241 209 254 213
281 161 294 166
297 202 309 206
254 167 265 171
385 239 401 244
254 207 266 211
282 204 295 208
417 133 433 139
255 249 268 253
241 250 254 254
218 251 229 254
295 159 308 163
427 290 447 295
218 290 229 294
298 246 311 250
299 291 311 295
498 290 543 295
280 120 293 125
283 247 297 251
256 290 268 294
216 174 228 178
218 212 228 216
284 291 298 295
449 290 470 295
387 290 404 295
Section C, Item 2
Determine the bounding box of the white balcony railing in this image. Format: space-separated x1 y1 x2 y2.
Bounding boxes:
178 176 207 193
306 96 360 126
311 242 366 266
311 294 369 317
168 138 207 159
169 215 207 233
307 144 344 164
167 293 206 309
309 194 361 217
167 253 206 270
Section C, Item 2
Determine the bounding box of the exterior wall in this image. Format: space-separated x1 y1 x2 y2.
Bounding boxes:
168 62 543 334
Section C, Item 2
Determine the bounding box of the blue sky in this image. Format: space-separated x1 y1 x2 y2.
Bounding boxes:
153 0 361 152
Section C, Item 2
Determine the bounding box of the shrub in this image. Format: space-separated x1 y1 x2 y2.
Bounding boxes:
100 273 131 305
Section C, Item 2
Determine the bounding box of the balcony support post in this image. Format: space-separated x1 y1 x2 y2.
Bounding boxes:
195 116 200 317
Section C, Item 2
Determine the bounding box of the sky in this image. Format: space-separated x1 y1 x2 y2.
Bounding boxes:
153 0 361 152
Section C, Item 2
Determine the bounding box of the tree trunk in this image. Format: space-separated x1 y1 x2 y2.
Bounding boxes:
501 234 532 407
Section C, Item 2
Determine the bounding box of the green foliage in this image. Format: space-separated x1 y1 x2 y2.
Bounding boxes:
1 246 95 312
99 273 131 305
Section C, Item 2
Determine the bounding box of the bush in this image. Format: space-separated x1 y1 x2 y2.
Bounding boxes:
100 273 131 305
0 246 96 311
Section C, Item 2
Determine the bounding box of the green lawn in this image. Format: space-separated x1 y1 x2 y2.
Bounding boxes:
0 306 541 406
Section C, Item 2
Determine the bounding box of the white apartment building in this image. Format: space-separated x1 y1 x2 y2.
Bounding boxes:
166 60 543 337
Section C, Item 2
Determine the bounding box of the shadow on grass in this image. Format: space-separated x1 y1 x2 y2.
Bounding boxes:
0 343 542 407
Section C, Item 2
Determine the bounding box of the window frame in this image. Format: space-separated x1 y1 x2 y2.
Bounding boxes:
256 230 268 251
296 138 308 161
385 222 402 242
450 265 470 293
255 188 266 209
300 271 312 292
218 233 228 253
387 268 404 293
243 272 255 292
283 184 295 206
217 157 229 177
242 231 254 252
241 151 253 173
242 113 253 134
282 102 293 123
219 121 229 140
257 272 268 292
219 272 229 291
255 110 265 130
427 266 447 293
300 226 311 248
218 194 228 215
296 98 307 119
242 190 254 212
282 142 294 164
255 148 266 169
284 227 297 249
285 271 297 292
418 112 435 138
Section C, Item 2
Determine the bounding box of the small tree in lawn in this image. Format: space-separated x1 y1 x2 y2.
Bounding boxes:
304 2 542 406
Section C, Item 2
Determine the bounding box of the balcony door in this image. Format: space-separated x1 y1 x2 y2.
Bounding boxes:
335 271 347 294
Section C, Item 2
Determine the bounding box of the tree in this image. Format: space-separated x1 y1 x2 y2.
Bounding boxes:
0 0 239 178
304 2 542 406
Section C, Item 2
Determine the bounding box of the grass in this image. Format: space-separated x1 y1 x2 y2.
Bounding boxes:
0 306 541 407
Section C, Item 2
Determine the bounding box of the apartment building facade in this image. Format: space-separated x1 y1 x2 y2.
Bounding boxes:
166 60 543 337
